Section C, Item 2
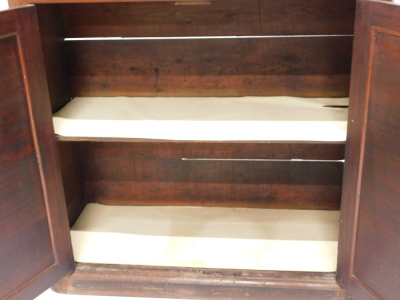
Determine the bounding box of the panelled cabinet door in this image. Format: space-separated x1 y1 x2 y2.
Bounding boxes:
0 6 74 300
337 1 400 300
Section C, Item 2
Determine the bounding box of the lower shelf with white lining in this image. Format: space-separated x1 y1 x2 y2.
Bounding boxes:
71 204 340 272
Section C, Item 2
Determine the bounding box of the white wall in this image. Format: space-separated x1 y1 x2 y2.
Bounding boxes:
0 0 9 10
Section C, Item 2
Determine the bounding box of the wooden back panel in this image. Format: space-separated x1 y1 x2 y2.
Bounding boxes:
61 0 355 37
56 140 344 211
68 37 352 97
72 141 343 210
58 0 355 97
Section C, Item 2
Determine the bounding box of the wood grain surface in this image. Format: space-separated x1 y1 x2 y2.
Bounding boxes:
55 141 344 210
352 22 400 300
60 0 355 37
72 140 346 160
83 158 342 209
35 5 72 113
57 142 86 226
337 1 400 300
68 37 352 97
0 6 74 300
53 263 347 300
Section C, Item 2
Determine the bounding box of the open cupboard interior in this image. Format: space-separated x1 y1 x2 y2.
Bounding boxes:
1 0 400 299
49 0 350 274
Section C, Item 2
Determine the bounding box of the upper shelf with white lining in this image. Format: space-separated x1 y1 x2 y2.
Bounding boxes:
53 96 348 141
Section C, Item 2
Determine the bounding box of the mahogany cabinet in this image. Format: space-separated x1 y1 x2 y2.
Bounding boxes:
0 0 399 299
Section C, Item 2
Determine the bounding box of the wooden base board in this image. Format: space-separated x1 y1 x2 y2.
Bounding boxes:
53 263 347 299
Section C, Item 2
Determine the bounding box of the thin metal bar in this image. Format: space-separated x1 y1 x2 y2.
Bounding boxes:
181 158 345 162
65 34 353 41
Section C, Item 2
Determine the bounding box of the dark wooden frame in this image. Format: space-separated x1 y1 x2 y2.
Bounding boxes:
0 6 74 300
337 1 400 299
9 0 400 299
53 263 347 300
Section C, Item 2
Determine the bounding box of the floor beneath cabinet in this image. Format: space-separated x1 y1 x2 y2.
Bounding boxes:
35 289 184 300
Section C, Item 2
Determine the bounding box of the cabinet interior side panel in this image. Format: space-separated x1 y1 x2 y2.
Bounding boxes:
36 4 72 113
57 142 86 226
